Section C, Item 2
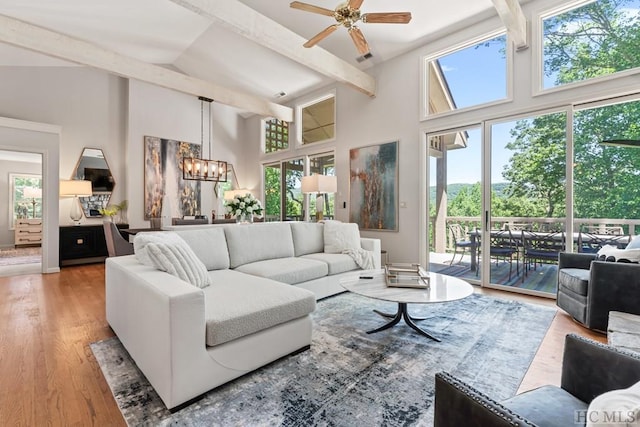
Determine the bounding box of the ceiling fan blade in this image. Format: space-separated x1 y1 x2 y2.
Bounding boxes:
348 26 370 55
348 0 365 10
303 25 339 48
290 1 335 17
362 12 412 24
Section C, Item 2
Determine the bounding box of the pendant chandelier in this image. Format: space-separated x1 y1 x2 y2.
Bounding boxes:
183 96 228 182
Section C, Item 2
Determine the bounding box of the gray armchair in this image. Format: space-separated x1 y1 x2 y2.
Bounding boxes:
434 334 640 427
557 252 640 331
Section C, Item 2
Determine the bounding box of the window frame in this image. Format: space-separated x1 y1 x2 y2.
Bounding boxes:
295 91 337 147
420 28 512 121
262 149 337 222
262 117 291 155
9 172 42 230
533 0 640 97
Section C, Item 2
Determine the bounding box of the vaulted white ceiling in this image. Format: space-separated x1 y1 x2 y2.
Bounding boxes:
0 0 528 115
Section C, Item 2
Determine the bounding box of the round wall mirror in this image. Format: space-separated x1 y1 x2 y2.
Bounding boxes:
72 148 115 217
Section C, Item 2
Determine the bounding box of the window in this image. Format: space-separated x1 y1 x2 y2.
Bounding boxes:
9 173 42 228
424 32 508 117
309 153 336 219
264 118 289 154
297 94 336 145
542 0 640 90
263 152 335 221
263 159 304 221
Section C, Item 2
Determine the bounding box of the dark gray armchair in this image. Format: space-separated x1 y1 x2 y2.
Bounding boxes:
434 334 640 427
557 252 640 331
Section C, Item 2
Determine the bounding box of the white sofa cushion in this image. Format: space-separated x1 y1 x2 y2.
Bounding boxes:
301 253 359 275
204 269 316 346
225 223 295 268
174 227 230 270
235 257 328 285
290 222 324 256
145 242 212 289
324 220 361 254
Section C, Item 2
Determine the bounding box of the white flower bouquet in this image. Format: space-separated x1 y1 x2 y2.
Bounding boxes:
225 192 263 218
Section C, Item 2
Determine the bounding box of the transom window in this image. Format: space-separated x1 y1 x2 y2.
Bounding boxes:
264 118 289 154
424 32 507 117
542 0 640 90
297 94 336 145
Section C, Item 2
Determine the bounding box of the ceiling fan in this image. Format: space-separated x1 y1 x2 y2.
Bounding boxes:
290 0 412 55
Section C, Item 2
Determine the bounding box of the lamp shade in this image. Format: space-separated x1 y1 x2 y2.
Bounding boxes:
301 174 337 194
60 180 92 197
23 187 42 199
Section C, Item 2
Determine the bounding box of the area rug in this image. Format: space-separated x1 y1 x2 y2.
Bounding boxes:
0 246 41 266
91 292 556 426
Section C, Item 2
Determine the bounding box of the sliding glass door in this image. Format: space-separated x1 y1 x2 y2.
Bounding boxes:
426 126 482 283
488 111 567 296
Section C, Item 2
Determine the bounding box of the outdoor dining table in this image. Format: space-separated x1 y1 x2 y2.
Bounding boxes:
467 230 629 272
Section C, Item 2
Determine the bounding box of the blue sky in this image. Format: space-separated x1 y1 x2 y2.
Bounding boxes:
429 0 640 185
430 35 513 185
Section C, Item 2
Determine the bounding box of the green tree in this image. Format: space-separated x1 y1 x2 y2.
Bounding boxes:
503 0 640 220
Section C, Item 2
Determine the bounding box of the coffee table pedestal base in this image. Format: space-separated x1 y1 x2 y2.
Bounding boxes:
368 303 441 342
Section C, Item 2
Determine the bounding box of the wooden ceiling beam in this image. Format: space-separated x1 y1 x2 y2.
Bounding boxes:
491 0 528 51
0 14 293 121
169 0 377 97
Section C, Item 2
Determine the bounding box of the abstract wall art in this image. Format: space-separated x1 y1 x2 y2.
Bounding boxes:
144 136 202 220
349 140 398 231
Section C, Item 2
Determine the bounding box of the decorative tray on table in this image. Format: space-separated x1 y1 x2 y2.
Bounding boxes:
384 263 430 289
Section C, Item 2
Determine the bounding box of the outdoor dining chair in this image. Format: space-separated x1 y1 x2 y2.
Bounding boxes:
578 231 629 254
475 229 519 280
448 223 477 266
521 230 565 282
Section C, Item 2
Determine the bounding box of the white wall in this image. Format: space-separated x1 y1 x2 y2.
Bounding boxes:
241 0 640 264
0 66 127 226
125 80 246 228
0 158 42 247
0 118 60 273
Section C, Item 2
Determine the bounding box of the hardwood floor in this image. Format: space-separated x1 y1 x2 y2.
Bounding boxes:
0 266 605 426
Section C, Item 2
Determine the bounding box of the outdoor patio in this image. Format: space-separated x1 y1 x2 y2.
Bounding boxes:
429 252 558 295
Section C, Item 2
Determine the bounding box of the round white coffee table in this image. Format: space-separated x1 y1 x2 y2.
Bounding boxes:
341 270 473 341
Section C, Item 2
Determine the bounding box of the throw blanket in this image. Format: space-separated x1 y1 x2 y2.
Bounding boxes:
343 248 376 270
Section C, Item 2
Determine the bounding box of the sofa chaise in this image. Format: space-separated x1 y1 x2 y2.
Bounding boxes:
105 221 381 409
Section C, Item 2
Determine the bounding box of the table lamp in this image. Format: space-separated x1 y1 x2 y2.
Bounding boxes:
23 186 42 218
60 180 92 224
301 174 337 221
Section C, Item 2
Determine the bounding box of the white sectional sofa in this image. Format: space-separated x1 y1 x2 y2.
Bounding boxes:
105 221 381 409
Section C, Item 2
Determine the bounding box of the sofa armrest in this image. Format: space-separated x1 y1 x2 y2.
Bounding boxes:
558 252 597 270
561 334 640 403
360 237 381 269
105 256 207 408
587 261 640 330
434 372 536 427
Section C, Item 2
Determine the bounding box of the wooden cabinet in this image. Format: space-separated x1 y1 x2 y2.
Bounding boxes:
15 218 43 247
59 223 128 267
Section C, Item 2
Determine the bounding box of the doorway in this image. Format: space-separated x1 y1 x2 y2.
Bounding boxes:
0 150 43 276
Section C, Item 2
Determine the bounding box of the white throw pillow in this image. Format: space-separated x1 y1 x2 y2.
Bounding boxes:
586 380 640 427
145 242 212 289
597 245 640 263
134 231 189 266
323 220 361 254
